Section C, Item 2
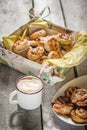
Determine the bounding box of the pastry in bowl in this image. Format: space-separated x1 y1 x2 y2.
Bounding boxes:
10 28 74 64
56 33 72 45
52 96 74 115
52 85 87 124
12 39 29 57
65 86 79 98
30 29 47 40
27 46 44 61
71 108 87 123
71 88 87 106
44 37 60 52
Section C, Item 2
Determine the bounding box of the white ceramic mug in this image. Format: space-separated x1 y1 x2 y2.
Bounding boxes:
9 76 43 110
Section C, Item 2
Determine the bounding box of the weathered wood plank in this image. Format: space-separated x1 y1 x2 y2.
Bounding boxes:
77 60 87 76
61 0 87 31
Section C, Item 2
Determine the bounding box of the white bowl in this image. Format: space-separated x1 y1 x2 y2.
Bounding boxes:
52 75 87 126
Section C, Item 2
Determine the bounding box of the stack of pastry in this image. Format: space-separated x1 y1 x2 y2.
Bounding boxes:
52 86 87 124
12 29 73 64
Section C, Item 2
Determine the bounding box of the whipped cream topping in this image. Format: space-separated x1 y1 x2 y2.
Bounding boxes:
17 77 43 94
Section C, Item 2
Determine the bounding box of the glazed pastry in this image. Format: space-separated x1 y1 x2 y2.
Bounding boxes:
52 96 73 115
27 40 45 48
65 86 79 98
44 37 60 52
30 29 47 40
76 99 87 107
27 46 44 61
57 96 71 104
71 88 87 106
52 86 87 124
12 39 29 57
70 108 87 123
48 51 60 59
38 41 45 47
27 40 40 47
57 33 72 44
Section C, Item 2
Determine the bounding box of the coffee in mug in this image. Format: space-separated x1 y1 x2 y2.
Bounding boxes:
9 76 43 110
17 76 43 94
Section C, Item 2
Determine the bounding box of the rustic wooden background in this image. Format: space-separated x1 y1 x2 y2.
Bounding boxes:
0 0 87 130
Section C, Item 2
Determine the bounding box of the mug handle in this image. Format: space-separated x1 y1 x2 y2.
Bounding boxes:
9 90 18 104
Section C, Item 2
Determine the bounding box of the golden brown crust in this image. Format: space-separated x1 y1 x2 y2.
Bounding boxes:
27 46 44 61
27 40 40 47
52 96 74 115
71 88 87 106
12 39 29 57
30 30 47 40
76 99 87 106
44 37 60 52
65 86 79 98
52 87 87 124
48 51 60 59
56 33 72 45
52 103 73 115
12 29 73 64
70 108 87 123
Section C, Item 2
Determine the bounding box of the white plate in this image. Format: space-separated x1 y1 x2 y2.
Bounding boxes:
52 75 87 126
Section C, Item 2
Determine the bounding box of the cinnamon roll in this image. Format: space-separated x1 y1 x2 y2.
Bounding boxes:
57 33 72 45
44 37 60 52
76 99 87 107
65 86 79 98
52 96 73 115
12 39 29 57
30 30 47 40
70 108 87 123
27 46 44 61
71 88 87 106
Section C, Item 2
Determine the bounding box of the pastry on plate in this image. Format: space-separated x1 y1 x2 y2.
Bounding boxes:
71 88 87 106
65 86 79 98
70 108 87 123
52 96 74 115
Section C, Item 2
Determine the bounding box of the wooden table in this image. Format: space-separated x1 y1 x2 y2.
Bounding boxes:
0 0 87 130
